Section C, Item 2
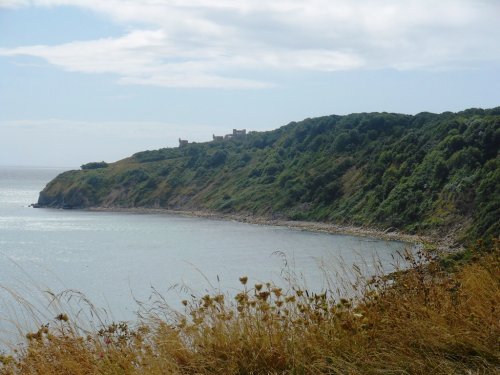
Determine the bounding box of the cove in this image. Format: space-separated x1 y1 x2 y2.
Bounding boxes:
0 167 412 325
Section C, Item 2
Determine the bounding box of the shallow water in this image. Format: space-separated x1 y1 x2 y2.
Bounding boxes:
0 166 410 326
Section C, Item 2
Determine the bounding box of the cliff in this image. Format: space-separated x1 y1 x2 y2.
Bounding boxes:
38 108 500 242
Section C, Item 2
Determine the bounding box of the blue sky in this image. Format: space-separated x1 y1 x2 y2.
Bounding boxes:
1 0 499 167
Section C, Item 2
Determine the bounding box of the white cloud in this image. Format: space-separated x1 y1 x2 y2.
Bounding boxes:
1 0 499 88
0 0 29 8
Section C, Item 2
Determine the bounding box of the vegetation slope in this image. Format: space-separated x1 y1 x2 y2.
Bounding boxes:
38 107 499 241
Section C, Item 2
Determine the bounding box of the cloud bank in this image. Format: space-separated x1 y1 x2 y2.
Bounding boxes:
1 0 499 88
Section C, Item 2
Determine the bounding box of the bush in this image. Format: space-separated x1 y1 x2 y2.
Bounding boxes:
81 161 108 170
207 150 228 168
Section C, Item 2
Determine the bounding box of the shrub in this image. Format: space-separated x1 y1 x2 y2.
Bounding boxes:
81 162 108 170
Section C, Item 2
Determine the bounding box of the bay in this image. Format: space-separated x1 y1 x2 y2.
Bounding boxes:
0 166 410 327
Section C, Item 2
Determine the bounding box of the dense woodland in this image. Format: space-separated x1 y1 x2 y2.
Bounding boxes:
39 108 500 242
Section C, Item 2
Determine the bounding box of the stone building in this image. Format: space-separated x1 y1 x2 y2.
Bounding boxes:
218 129 247 140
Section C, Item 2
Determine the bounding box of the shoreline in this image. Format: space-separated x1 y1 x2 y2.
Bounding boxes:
82 206 436 247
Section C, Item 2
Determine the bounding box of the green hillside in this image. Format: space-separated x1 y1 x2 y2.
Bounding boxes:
38 108 500 241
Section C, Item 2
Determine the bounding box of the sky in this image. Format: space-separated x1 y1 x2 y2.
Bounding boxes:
1 0 499 167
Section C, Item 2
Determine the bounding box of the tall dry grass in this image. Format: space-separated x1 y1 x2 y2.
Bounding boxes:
0 241 498 374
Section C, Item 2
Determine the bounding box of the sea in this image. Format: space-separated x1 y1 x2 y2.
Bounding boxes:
0 166 411 335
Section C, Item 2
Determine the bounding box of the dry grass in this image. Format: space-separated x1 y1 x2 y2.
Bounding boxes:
1 241 499 374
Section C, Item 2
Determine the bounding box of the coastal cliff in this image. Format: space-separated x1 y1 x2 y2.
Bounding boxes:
38 108 500 242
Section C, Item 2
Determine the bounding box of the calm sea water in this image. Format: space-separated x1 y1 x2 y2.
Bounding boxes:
0 167 410 327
